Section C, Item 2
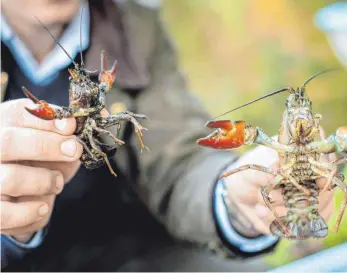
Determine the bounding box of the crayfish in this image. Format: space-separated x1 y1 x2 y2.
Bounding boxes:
197 69 347 240
22 13 149 177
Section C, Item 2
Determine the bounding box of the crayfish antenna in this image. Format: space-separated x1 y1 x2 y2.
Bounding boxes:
22 86 40 103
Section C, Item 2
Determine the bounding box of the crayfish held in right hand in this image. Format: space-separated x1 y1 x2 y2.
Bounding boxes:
22 15 149 177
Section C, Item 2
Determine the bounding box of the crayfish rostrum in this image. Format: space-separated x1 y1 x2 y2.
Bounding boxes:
198 69 347 240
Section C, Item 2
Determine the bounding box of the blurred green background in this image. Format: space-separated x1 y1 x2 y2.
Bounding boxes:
160 0 346 268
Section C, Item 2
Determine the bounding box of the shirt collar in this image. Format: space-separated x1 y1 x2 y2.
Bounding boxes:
1 1 90 86
315 2 347 32
314 2 347 68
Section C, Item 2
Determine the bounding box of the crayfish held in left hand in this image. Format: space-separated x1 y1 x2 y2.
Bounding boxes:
198 69 347 240
22 16 149 177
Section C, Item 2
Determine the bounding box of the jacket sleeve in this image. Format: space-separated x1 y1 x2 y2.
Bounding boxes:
126 10 237 245
113 5 279 258
1 230 45 269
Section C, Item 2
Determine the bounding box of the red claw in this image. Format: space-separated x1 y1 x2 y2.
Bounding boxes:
25 102 56 120
99 50 118 91
22 86 56 120
205 120 235 130
197 120 246 149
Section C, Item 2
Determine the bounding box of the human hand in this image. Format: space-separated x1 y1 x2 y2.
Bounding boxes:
0 99 83 243
224 145 335 238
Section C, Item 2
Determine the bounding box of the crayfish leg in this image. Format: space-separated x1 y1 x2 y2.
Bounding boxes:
136 130 150 153
261 176 292 237
93 127 125 146
88 134 117 177
102 112 150 153
330 176 347 232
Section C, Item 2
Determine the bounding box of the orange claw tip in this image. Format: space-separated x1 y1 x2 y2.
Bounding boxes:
205 120 234 130
196 135 217 148
100 71 116 88
197 134 244 149
24 104 56 120
197 120 246 150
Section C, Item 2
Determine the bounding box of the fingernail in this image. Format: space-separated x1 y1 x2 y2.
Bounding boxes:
54 172 64 193
55 119 67 131
61 138 77 157
38 204 49 216
255 204 269 218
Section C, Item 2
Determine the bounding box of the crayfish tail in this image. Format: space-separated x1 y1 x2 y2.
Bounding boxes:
270 215 328 240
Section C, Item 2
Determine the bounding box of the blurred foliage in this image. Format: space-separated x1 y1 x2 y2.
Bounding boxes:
160 0 347 268
161 0 345 136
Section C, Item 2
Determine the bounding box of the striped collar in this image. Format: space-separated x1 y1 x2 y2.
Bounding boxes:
1 1 90 86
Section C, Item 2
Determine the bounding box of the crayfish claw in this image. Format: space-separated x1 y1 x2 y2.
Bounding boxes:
22 86 57 120
204 120 235 130
99 51 118 92
198 120 247 149
24 103 56 120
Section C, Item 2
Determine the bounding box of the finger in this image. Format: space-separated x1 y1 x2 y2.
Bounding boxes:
0 195 12 201
328 153 338 162
319 126 326 139
100 108 109 117
226 179 259 204
225 145 279 187
22 160 81 184
317 189 334 217
235 145 279 167
1 201 49 230
0 127 82 162
320 198 334 223
257 188 284 206
1 219 48 237
1 195 55 236
0 164 64 196
236 203 271 235
0 99 76 136
316 177 328 189
257 204 287 225
225 168 279 205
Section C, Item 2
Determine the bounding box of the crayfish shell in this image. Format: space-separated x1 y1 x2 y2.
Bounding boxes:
270 215 328 240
